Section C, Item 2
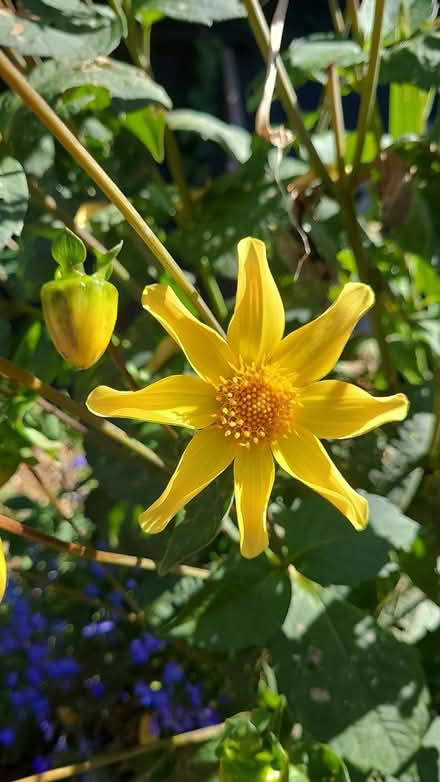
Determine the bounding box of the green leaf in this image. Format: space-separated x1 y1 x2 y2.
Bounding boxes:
134 0 246 26
380 32 440 91
389 84 433 138
0 58 172 142
282 493 420 587
400 717 440 781
167 110 252 163
123 106 167 163
161 553 292 650
270 582 430 777
0 157 29 250
13 320 63 384
289 739 351 782
0 0 123 58
359 0 436 42
159 468 234 575
286 36 365 72
52 227 86 271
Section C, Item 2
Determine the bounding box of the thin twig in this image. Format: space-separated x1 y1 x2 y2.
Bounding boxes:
243 0 333 190
0 513 210 579
9 723 224 782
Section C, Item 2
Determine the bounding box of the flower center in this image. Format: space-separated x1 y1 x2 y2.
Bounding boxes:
215 364 294 446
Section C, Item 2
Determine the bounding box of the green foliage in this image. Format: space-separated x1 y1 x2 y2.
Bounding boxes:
1 0 440 779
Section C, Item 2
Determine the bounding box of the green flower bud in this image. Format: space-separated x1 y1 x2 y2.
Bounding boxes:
41 275 118 370
218 717 289 782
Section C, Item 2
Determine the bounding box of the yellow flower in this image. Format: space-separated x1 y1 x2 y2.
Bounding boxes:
87 238 408 558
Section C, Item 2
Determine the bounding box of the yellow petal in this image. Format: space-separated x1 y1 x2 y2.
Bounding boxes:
227 237 285 363
139 427 237 533
234 445 274 559
86 375 217 429
142 285 235 385
0 539 6 602
272 428 368 530
271 283 374 384
295 381 409 439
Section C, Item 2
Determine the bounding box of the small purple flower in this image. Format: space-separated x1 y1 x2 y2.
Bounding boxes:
126 578 137 590
89 561 105 579
130 639 148 665
6 671 18 688
134 682 153 708
150 688 170 711
196 707 221 728
96 620 115 635
82 623 98 639
185 683 203 708
27 667 43 687
84 583 101 598
28 644 48 665
46 657 80 679
0 727 16 746
40 720 55 741
85 678 105 698
32 755 50 773
72 453 88 469
162 662 185 686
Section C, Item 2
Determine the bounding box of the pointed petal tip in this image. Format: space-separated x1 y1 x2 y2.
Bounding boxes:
350 494 369 531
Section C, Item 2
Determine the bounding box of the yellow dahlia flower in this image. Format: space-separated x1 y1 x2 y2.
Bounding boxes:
87 238 408 558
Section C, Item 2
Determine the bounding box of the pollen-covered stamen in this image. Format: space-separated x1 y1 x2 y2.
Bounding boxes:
215 364 294 446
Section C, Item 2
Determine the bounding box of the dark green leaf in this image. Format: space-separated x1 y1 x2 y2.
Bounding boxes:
283 492 419 587
123 106 167 163
0 157 29 250
289 738 351 782
0 0 123 58
134 0 246 26
0 59 171 142
159 468 234 575
270 582 430 776
380 32 440 91
162 553 292 649
285 36 365 74
167 110 252 163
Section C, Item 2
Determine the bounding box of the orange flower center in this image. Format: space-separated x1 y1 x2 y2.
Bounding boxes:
215 364 294 446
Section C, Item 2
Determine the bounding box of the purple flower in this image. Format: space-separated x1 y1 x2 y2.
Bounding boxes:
72 453 88 469
96 620 115 635
150 688 170 711
6 671 18 688
85 678 105 698
27 667 44 687
84 583 101 598
163 662 185 686
196 707 221 728
134 682 153 708
0 727 16 746
126 578 137 590
185 683 203 708
130 639 148 665
32 755 50 773
28 644 48 665
89 562 105 579
46 657 80 679
40 720 55 741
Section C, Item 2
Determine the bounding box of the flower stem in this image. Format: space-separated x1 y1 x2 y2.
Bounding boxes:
0 512 210 580
328 0 345 35
8 724 223 782
0 50 224 336
165 126 194 224
346 0 362 40
243 0 333 191
352 0 385 174
0 357 167 471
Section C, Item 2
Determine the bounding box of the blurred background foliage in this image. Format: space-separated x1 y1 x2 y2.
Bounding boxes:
1 0 440 780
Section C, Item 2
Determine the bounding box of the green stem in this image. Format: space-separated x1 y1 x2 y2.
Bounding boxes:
199 257 228 322
352 0 385 174
328 0 345 35
164 126 194 224
0 512 210 580
326 65 346 184
0 357 167 471
243 0 333 191
346 0 362 40
8 723 223 782
0 50 224 337
338 196 395 386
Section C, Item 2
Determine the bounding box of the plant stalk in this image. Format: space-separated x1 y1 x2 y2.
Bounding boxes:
0 513 210 580
352 0 385 174
8 723 223 782
242 0 333 191
0 50 224 336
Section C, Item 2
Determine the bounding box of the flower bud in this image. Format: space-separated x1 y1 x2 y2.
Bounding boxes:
41 276 118 370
